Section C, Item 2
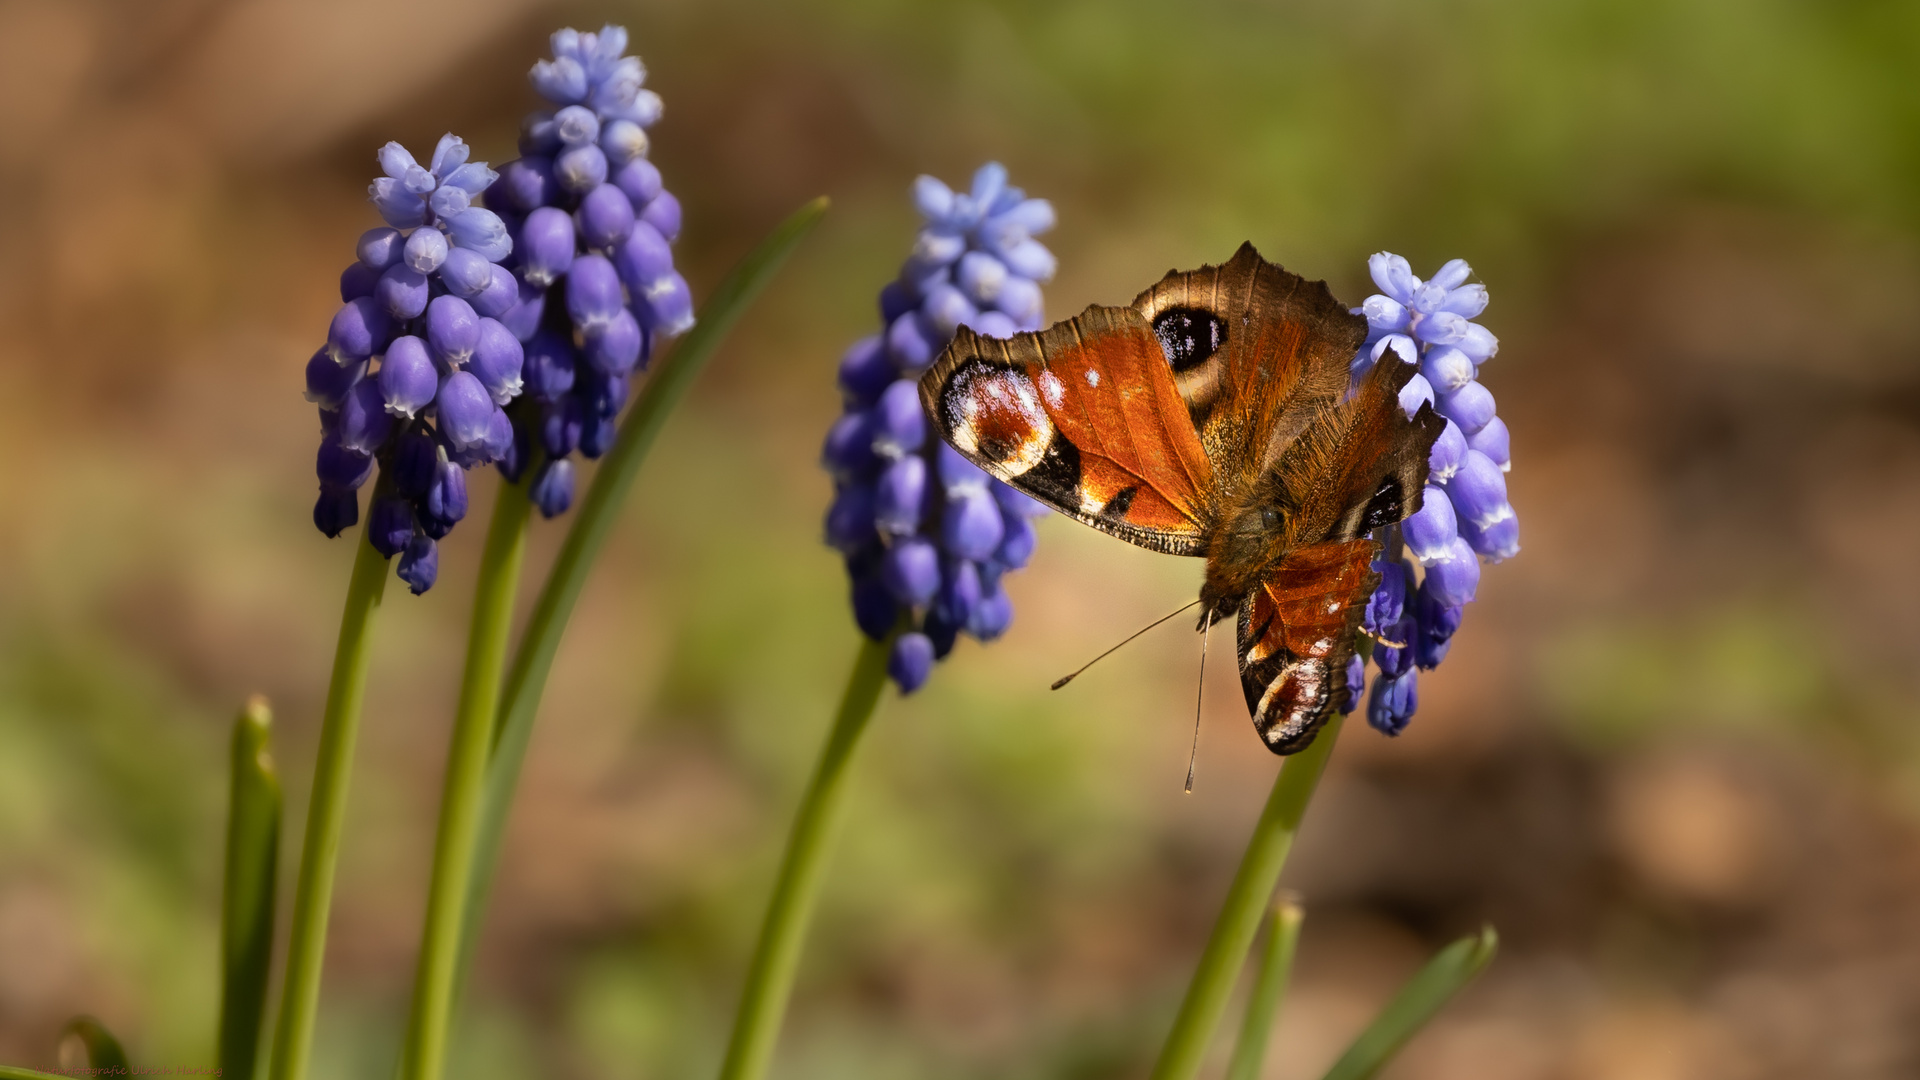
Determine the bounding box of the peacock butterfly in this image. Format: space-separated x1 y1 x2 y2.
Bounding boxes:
918 243 1444 755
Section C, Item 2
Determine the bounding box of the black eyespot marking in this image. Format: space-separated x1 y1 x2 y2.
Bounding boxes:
1022 430 1082 507
1360 476 1405 531
1101 486 1138 519
1152 308 1227 372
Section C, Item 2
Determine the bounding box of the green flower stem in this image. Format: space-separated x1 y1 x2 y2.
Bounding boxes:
1150 714 1345 1080
450 197 830 999
268 526 390 1080
1320 926 1497 1080
1223 892 1304 1080
400 481 532 1080
220 696 282 1080
717 635 891 1080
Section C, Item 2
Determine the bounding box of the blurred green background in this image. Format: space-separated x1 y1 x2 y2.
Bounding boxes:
1 0 1918 1077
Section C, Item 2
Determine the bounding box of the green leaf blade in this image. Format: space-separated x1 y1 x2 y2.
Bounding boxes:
1320 925 1499 1080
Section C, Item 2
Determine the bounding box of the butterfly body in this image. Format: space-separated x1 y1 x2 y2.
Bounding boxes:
921 244 1444 754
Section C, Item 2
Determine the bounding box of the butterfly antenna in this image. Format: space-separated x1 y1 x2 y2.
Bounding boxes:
1050 599 1202 690
1185 617 1210 794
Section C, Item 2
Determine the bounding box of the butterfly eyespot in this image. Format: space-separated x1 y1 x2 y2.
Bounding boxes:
1151 308 1226 373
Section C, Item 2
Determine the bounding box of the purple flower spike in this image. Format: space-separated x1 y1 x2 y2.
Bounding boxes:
397 534 438 595
641 272 694 337
614 222 673 291
1343 251 1517 736
378 335 438 419
358 227 404 269
640 190 681 242
889 633 936 693
819 163 1057 690
555 145 609 193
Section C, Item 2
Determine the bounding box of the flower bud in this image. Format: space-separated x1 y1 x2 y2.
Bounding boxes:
1367 669 1417 736
566 253 625 327
404 226 448 274
378 335 438 419
942 486 1004 561
523 330 578 402
555 144 609 193
397 534 438 594
1438 380 1495 435
518 207 576 287
424 456 468 531
469 318 525 405
368 496 416 558
492 157 554 213
340 262 379 302
336 379 394 454
886 311 935 372
888 632 935 693
1402 484 1459 565
1424 537 1480 607
359 227 404 269
850 573 898 641
393 431 437 497
435 370 494 453
1427 419 1467 483
871 379 926 457
328 297 394 361
1467 416 1509 471
531 458 576 518
377 264 430 321
613 157 663 206
613 222 672 289
638 190 680 242
640 273 693 338
837 335 892 407
305 348 365 409
313 486 360 538
579 183 635 249
874 454 929 535
882 537 940 606
439 247 493 298
472 265 520 319
426 295 482 367
822 410 879 478
554 104 600 147
316 442 373 489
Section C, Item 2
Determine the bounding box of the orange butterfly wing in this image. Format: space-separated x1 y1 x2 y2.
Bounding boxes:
921 305 1217 556
1236 539 1376 752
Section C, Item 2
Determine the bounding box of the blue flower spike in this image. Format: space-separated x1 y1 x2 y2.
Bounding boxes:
822 162 1056 693
308 134 525 593
483 24 691 515
1349 253 1517 734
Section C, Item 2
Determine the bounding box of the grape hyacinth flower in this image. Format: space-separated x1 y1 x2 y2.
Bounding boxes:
822 163 1056 692
1349 253 1518 734
481 24 692 519
307 134 523 594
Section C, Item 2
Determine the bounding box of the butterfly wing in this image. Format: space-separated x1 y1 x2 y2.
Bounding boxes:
1130 242 1362 489
1232 353 1448 753
1237 538 1376 752
921 306 1217 555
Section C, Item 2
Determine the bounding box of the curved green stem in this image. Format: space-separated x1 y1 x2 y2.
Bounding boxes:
717 636 891 1080
1320 926 1497 1080
450 197 830 997
220 696 282 1080
1150 715 1344 1080
268 526 389 1080
1224 893 1304 1080
400 482 532 1080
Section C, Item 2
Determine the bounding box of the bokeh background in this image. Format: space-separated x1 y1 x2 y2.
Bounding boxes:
2 0 1919 1077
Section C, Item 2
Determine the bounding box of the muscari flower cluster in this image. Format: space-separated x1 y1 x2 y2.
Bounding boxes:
821 163 1057 692
1348 253 1519 734
482 24 692 518
308 134 523 594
